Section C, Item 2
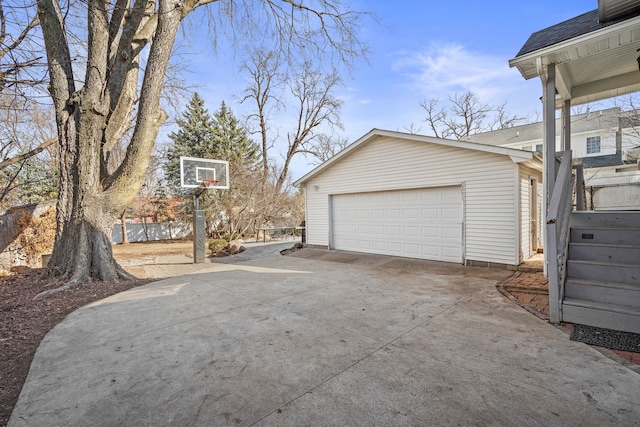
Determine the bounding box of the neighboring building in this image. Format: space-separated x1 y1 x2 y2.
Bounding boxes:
466 107 640 168
468 107 640 212
295 129 543 268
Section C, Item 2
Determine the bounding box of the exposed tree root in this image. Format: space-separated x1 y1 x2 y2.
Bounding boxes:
34 265 137 300
33 280 84 300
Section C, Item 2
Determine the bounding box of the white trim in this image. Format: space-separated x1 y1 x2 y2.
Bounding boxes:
461 181 466 264
514 163 521 264
294 129 534 186
328 195 334 250
509 15 640 77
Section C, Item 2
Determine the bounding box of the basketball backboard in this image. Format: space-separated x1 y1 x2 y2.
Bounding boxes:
180 156 229 189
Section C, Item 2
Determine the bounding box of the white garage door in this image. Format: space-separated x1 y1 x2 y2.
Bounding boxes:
331 186 463 263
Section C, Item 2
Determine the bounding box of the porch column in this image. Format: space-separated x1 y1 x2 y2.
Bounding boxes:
562 99 571 151
542 62 556 277
543 62 557 202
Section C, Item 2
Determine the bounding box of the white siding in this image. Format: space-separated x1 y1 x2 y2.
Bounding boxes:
304 136 522 265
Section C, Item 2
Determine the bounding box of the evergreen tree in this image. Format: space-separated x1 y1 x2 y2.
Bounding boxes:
164 93 216 195
163 95 263 236
1 156 58 209
164 95 261 196
211 102 261 169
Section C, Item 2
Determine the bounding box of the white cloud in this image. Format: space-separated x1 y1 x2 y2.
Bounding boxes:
393 42 523 103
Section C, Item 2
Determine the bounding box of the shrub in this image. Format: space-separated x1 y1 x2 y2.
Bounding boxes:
208 239 227 253
16 208 57 266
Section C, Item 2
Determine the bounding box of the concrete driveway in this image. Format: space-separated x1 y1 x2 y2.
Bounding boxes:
9 249 640 426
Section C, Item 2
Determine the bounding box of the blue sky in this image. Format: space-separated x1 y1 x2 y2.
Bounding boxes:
171 0 596 181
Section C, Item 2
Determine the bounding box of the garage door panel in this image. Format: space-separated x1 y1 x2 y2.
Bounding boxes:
357 210 370 219
403 191 420 202
371 209 385 219
370 193 385 204
403 226 420 238
358 225 370 234
442 227 461 239
332 186 462 262
338 209 356 219
387 242 402 252
440 186 461 199
387 192 403 203
371 241 386 250
442 207 461 221
371 225 385 235
403 208 419 219
420 190 438 202
404 244 420 255
387 209 402 219
422 245 440 257
442 246 462 261
422 226 439 238
358 240 371 250
387 225 401 235
421 208 439 220
346 223 360 232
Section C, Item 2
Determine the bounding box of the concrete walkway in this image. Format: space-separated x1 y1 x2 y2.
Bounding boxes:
9 247 640 426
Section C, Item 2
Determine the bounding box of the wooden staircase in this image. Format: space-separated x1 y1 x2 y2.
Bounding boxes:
562 211 640 334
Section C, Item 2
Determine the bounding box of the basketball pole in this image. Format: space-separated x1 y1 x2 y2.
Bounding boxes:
192 186 206 263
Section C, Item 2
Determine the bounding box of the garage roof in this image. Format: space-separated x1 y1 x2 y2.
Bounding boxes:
294 129 537 187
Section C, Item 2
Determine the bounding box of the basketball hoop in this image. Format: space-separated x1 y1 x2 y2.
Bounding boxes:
202 179 219 188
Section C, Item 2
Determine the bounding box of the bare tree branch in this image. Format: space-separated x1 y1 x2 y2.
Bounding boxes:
276 62 342 191
421 91 528 139
0 137 55 170
240 48 284 178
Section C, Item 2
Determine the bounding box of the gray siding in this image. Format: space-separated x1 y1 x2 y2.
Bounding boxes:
304 136 523 265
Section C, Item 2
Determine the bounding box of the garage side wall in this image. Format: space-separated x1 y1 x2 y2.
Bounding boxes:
304 136 521 265
518 161 544 261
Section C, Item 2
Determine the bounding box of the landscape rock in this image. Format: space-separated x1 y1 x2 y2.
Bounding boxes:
215 250 230 257
280 242 305 255
227 240 245 255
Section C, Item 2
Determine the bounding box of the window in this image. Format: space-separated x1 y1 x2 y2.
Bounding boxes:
586 136 601 154
535 144 543 152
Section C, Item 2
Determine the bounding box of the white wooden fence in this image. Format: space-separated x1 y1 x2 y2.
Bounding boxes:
111 222 191 244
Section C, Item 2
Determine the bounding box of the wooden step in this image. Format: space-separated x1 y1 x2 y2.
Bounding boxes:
567 259 640 286
565 278 640 307
571 211 640 228
562 298 640 334
569 242 640 264
570 227 640 245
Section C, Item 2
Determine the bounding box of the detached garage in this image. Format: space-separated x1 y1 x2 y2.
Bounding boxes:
294 129 543 267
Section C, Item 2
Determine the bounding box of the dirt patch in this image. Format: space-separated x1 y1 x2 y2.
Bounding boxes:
112 239 193 258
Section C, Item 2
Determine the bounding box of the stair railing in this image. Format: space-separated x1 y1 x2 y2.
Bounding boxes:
546 150 573 323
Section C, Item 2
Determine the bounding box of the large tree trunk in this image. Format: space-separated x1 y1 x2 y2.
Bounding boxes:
36 0 184 293
43 217 133 284
39 106 137 292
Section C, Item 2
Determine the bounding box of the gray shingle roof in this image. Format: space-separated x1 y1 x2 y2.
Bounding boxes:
466 107 622 146
516 8 640 57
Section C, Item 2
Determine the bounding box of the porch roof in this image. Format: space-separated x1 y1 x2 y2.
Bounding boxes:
509 5 640 107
